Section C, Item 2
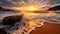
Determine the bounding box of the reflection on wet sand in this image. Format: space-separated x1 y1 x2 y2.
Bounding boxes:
31 23 60 34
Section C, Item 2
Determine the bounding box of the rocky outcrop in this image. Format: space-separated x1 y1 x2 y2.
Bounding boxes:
0 28 7 34
2 15 23 25
0 7 15 11
48 6 60 10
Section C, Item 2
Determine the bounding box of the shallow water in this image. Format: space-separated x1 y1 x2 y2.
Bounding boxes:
0 10 60 34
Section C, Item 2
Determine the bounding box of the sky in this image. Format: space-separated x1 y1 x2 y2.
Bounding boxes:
0 0 60 9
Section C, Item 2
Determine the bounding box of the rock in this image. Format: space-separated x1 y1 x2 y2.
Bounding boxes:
2 15 23 25
48 6 60 11
0 28 7 34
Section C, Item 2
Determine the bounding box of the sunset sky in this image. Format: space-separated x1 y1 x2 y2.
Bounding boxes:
0 0 60 10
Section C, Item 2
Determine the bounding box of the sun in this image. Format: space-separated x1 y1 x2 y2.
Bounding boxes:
26 6 40 11
20 3 40 12
27 6 37 11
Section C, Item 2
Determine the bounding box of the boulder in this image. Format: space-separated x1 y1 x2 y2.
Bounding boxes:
2 15 23 25
0 28 7 34
48 6 60 11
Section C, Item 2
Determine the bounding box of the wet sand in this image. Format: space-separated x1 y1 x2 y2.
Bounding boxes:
31 23 60 34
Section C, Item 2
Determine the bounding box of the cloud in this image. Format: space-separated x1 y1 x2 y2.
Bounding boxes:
0 0 13 5
0 0 18 7
0 0 60 8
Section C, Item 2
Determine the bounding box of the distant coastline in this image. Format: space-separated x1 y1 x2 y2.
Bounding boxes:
0 7 21 13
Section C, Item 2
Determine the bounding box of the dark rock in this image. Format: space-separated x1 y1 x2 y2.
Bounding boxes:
0 7 15 11
0 28 7 34
48 6 60 11
2 15 23 25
